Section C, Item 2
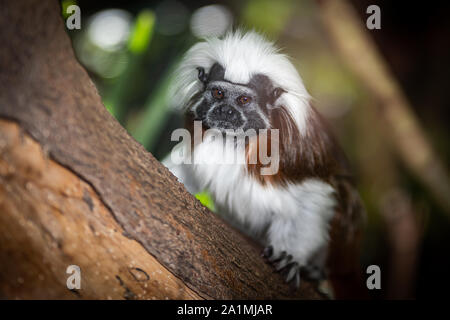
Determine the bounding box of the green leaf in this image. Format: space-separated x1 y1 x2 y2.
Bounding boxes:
195 191 216 212
128 10 156 54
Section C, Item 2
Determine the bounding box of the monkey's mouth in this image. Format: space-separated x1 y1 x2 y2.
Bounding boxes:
205 105 245 131
205 118 240 131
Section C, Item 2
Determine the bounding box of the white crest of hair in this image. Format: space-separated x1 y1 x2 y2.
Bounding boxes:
163 138 336 265
170 30 311 135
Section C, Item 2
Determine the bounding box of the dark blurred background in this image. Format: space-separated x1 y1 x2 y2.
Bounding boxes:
62 0 450 299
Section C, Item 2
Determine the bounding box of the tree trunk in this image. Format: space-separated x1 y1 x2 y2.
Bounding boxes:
0 0 322 299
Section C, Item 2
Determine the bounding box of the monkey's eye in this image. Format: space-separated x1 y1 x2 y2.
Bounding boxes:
211 88 224 99
237 95 252 106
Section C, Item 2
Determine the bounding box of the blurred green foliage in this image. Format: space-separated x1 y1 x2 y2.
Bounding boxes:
104 10 156 122
241 0 294 37
128 10 155 54
61 0 77 18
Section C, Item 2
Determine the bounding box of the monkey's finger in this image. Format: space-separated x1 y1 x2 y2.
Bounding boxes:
285 262 299 282
276 254 293 271
269 250 287 263
261 245 273 259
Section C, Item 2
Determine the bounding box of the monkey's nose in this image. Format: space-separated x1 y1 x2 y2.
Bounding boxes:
219 105 234 115
213 105 239 120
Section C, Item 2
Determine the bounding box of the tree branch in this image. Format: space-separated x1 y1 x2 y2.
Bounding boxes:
0 0 321 299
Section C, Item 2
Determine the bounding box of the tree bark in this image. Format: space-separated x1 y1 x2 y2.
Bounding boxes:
0 0 322 299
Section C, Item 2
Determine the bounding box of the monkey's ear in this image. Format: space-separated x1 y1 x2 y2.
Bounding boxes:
269 87 286 105
272 87 286 101
197 67 208 84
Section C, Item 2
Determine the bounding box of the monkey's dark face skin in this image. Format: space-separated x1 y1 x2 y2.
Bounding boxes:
191 63 285 132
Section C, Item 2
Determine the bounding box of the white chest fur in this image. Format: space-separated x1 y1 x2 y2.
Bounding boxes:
165 140 337 266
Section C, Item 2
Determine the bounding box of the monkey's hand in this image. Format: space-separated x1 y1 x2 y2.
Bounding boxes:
263 246 301 288
262 246 326 288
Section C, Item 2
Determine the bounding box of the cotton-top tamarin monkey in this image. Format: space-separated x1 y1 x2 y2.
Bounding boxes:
164 31 365 294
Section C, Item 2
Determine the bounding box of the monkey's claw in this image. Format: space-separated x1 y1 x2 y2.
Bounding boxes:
284 262 301 288
271 250 287 263
264 249 288 264
275 254 293 271
262 247 302 288
262 246 273 259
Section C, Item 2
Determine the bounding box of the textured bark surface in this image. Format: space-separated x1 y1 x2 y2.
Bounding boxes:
0 0 322 299
0 120 201 299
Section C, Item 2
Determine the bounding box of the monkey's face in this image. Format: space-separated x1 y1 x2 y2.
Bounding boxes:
190 63 285 133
